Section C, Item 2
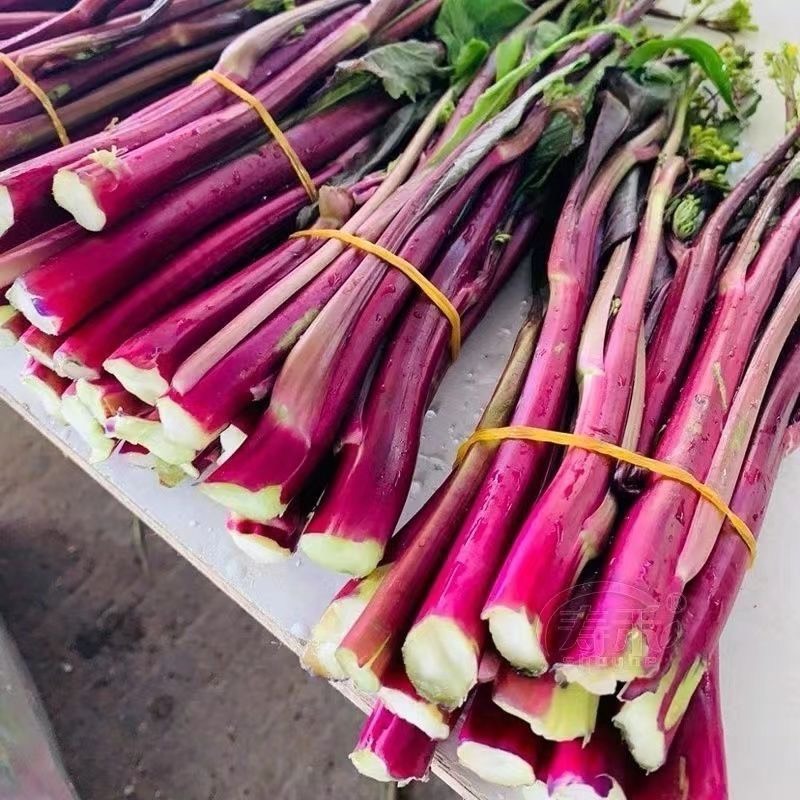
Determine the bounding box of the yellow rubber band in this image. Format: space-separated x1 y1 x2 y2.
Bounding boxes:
291 228 462 360
0 53 69 146
456 426 757 563
196 69 317 201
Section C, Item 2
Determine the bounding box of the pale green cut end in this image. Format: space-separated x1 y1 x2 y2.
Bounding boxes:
52 169 107 232
229 531 291 566
21 374 65 421
457 741 536 788
402 615 478 710
109 415 196 467
299 532 383 578
555 627 650 697
200 481 285 524
378 685 451 741
157 394 219 451
104 357 169 406
485 606 547 675
495 681 599 743
61 393 114 464
334 646 381 694
349 750 393 783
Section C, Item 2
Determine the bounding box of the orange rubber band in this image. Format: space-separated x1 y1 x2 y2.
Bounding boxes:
0 53 69 146
456 426 757 562
291 228 462 360
196 69 317 201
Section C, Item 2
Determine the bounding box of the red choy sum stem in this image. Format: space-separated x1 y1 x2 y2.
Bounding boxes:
558 186 800 695
104 236 324 405
0 11 56 37
0 2 356 238
401 110 667 708
633 122 800 464
614 336 800 773
483 154 685 677
377 659 456 741
301 475 457 681
0 0 119 51
532 718 635 800
0 11 251 125
299 167 526 574
53 0 407 230
52 173 329 381
457 684 542 788
8 93 394 334
349 703 436 785
333 314 541 693
18 325 63 369
0 36 233 162
0 302 26 344
225 513 302 565
492 666 599 743
0 221 85 287
20 358 70 419
630 661 728 800
200 103 557 529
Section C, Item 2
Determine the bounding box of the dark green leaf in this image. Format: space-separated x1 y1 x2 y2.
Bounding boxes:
626 37 736 110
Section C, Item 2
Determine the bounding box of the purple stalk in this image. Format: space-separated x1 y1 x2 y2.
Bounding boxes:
200 106 556 529
348 703 436 785
0 221 85 286
225 512 302 564
0 302 25 344
377 660 456 740
20 357 70 418
8 93 394 334
0 10 251 124
614 336 800 772
0 36 233 161
0 11 55 37
0 3 356 238
456 684 542 788
400 112 666 706
299 167 526 571
51 173 327 380
559 185 800 694
331 314 541 693
483 153 685 676
105 238 323 405
19 324 63 368
629 663 728 800
54 0 406 230
0 0 119 51
633 122 800 461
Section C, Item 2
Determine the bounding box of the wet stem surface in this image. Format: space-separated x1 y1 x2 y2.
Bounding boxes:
0 404 453 800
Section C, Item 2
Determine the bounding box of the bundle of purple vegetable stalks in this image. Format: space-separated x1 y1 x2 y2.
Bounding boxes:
1 0 797 794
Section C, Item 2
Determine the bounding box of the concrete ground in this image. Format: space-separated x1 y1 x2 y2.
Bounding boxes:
0 405 454 800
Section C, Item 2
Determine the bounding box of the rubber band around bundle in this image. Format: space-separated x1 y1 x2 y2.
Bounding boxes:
455 425 757 563
290 228 462 360
0 53 69 146
195 69 317 201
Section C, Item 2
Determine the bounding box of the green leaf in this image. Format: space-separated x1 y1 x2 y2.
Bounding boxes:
433 23 631 161
495 31 526 80
330 40 448 101
626 37 736 110
454 38 489 82
434 0 530 70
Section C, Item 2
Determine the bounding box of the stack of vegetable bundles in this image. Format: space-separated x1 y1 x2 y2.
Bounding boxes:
0 0 797 795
